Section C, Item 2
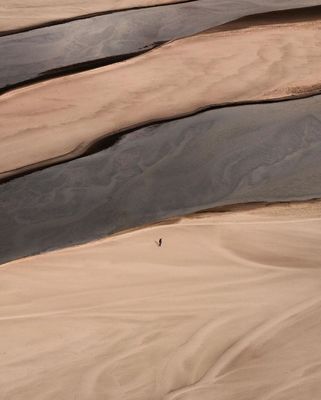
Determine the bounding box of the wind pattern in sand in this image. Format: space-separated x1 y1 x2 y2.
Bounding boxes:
1 1 321 399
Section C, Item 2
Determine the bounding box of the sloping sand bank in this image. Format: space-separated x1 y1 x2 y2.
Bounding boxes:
2 4 321 94
1 201 321 399
0 0 190 34
1 0 321 34
1 15 321 179
2 95 321 264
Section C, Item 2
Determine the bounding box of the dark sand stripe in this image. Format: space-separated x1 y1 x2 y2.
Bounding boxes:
3 91 321 186
0 0 194 35
1 96 321 264
0 45 164 95
1 2 321 93
1 13 321 181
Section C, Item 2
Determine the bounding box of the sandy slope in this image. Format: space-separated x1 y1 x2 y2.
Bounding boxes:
1 0 321 33
2 4 321 95
1 201 321 399
2 94 321 265
0 0 189 33
1 16 321 180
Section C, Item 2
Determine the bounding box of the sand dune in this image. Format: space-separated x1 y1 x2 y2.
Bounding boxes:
1 15 321 180
1 201 321 399
2 95 321 264
2 4 321 94
0 0 190 33
1 0 321 34
2 2 320 398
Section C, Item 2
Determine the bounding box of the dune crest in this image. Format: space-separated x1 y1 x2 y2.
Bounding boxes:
1 0 321 34
0 0 191 33
2 94 321 264
1 1 320 398
1 16 321 179
2 5 321 95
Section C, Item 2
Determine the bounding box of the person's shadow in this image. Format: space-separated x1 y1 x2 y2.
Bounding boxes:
154 239 163 247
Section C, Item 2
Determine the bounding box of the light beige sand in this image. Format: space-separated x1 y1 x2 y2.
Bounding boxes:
0 0 188 33
1 18 321 180
1 201 321 399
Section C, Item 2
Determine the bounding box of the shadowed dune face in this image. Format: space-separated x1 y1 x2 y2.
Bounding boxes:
1 203 321 399
1 0 321 34
1 96 321 264
0 0 192 33
1 15 321 179
2 4 321 94
1 1 321 398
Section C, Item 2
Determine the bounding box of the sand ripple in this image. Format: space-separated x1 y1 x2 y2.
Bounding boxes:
1 202 321 399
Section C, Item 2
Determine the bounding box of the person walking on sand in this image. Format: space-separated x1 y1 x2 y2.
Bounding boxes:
158 238 163 247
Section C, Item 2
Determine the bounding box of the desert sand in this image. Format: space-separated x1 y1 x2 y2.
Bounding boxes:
1 15 321 180
2 94 321 264
1 0 321 34
0 0 190 33
1 201 321 399
2 4 321 94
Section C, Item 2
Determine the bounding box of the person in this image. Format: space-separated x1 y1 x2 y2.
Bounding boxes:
158 238 163 247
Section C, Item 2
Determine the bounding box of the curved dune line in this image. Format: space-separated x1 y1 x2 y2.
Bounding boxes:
1 0 321 35
2 94 321 264
1 202 321 399
1 17 321 179
0 0 191 34
164 296 321 400
2 5 321 95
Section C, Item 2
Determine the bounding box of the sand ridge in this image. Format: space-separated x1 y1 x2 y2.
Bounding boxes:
1 0 321 34
1 2 321 398
2 94 321 264
1 201 321 399
2 4 321 95
1 15 321 179
0 0 191 34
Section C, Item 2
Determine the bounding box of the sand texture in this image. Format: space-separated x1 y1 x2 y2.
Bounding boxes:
1 0 321 33
1 95 321 264
0 0 191 33
1 201 321 399
1 4 321 93
1 2 321 398
1 13 321 180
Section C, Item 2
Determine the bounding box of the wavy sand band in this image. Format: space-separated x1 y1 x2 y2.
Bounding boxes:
1 13 321 180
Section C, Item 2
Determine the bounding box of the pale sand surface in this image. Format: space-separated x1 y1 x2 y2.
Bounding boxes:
0 0 189 33
1 18 321 179
1 201 321 399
